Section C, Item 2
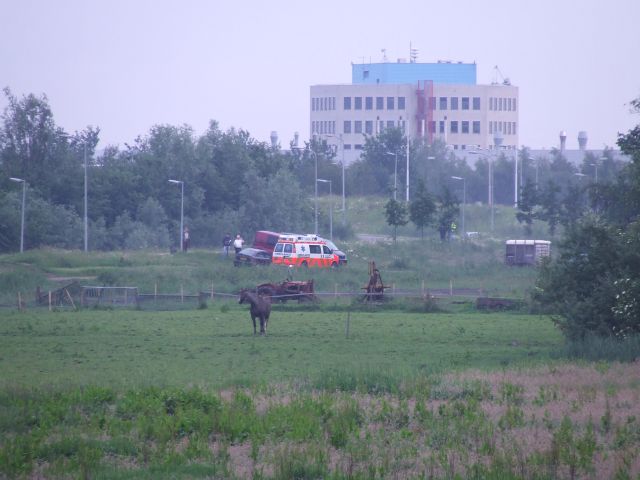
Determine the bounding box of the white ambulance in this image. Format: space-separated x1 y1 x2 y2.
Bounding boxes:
272 234 340 268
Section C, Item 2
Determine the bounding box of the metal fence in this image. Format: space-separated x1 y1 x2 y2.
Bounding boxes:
2 285 486 312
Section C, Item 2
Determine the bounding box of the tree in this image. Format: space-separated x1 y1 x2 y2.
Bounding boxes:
436 186 460 242
409 179 436 239
516 179 539 236
535 96 640 340
538 180 562 236
384 198 408 243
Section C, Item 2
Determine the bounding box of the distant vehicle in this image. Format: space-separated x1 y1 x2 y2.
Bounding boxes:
317 237 348 265
252 230 281 254
233 248 272 267
505 240 551 266
272 234 340 268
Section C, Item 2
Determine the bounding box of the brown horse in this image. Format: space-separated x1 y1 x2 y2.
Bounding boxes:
239 290 271 335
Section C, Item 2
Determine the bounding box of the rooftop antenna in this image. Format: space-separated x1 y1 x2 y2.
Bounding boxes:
381 48 388 62
409 42 418 63
492 65 511 85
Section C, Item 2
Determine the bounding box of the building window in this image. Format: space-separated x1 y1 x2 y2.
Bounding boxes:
387 97 394 110
387 120 394 129
344 144 352 150
513 122 517 135
379 121 384 133
343 97 351 110
450 121 458 133
398 97 405 110
489 121 493 134
451 97 458 110
473 97 480 110
512 98 517 111
499 98 503 111
354 121 362 134
376 97 384 110
343 121 351 134
354 144 363 150
365 120 373 134
428 121 436 133
365 97 373 110
462 97 469 110
472 121 480 134
462 121 469 134
439 97 447 110
439 120 445 134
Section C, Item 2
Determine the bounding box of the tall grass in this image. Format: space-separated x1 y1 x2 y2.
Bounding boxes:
555 334 640 362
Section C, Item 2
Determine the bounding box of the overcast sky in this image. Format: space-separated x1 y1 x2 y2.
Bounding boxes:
1 0 639 152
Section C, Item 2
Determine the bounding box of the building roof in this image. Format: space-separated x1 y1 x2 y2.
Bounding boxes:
351 61 477 86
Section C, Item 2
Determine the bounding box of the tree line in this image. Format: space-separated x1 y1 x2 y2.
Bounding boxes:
0 87 629 252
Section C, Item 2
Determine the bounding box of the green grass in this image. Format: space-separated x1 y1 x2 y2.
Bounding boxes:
0 308 561 389
0 240 540 308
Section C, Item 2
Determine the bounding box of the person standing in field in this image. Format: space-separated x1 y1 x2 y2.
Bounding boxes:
233 234 244 255
183 226 190 252
223 233 232 256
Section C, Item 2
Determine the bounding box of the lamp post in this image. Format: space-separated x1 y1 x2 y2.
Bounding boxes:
326 134 346 227
451 176 465 237
168 179 184 251
310 147 318 235
9 177 26 253
83 143 88 252
317 178 332 240
385 151 399 200
528 156 538 189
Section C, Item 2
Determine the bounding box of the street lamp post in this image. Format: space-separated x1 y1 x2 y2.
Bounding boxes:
10 177 26 253
83 143 88 252
310 147 318 235
326 134 346 228
385 151 399 200
168 179 184 251
451 176 465 237
317 178 332 240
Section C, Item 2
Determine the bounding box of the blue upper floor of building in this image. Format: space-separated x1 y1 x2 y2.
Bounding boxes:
351 62 477 85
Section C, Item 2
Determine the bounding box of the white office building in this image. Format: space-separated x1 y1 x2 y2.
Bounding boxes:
310 60 519 164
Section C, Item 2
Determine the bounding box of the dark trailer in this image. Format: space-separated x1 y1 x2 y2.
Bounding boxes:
505 240 551 266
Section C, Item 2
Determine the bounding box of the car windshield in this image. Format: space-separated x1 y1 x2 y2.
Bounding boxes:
325 240 337 250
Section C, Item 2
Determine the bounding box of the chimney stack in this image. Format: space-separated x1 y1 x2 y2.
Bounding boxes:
270 131 278 148
578 131 588 151
559 131 567 153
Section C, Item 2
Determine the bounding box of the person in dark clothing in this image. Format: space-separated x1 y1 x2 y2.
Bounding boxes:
223 233 232 256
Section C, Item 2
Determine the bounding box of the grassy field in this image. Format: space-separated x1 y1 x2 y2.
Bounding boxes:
1 308 639 479
0 308 561 389
0 238 539 309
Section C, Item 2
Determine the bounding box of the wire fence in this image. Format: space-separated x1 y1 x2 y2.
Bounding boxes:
0 284 489 312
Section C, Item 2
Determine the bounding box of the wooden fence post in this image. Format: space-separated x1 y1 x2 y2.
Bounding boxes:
48 291 52 311
181 285 184 303
211 282 214 300
17 292 23 311
449 279 453 296
154 283 158 301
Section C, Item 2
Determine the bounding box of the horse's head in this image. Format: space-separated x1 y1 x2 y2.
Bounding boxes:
238 289 247 304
